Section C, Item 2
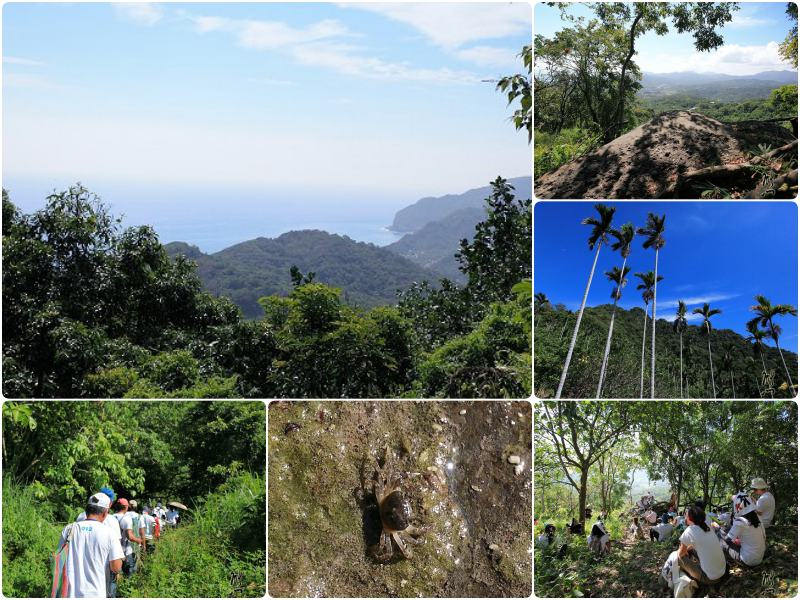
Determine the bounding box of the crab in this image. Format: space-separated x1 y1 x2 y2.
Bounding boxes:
371 445 424 562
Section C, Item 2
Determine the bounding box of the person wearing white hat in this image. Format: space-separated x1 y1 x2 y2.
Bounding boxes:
719 492 766 567
55 492 124 598
751 478 775 528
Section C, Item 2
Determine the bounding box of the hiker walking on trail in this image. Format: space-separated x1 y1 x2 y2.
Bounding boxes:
112 499 132 576
121 500 145 573
54 492 123 598
166 506 179 528
142 507 157 553
719 492 766 567
752 478 775 528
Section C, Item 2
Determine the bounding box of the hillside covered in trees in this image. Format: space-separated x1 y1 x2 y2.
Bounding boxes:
534 302 798 398
165 231 444 319
2 401 265 597
2 175 531 399
533 2 798 198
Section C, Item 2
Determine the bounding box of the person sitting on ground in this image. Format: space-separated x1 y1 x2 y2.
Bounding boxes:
751 478 775 528
675 505 727 586
693 499 715 529
631 516 646 540
565 517 584 535
587 518 611 554
584 506 593 521
536 523 557 549
651 513 675 542
719 492 766 568
56 492 124 598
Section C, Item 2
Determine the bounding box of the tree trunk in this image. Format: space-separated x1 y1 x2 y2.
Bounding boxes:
730 371 736 399
651 248 659 399
609 9 643 142
707 323 717 399
597 255 628 398
556 242 603 398
640 301 649 398
559 318 568 343
754 373 763 398
579 467 589 527
771 320 795 395
679 333 684 399
759 348 774 398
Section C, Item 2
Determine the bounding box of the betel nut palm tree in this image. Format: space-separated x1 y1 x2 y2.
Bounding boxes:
693 302 722 398
555 203 615 399
637 213 666 399
634 271 662 399
596 222 635 398
748 295 797 397
745 320 773 399
673 300 688 399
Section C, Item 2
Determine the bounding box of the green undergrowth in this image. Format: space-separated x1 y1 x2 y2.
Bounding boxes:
534 514 797 598
534 127 601 179
118 473 265 598
2 477 64 597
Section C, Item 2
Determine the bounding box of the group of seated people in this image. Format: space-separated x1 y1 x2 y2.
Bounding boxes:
659 478 774 597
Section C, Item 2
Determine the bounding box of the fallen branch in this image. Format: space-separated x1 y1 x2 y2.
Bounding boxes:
659 164 756 198
753 139 798 163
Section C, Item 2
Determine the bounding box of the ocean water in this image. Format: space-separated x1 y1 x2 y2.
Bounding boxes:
4 178 410 253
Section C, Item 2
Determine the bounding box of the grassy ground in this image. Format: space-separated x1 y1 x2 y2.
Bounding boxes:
535 516 797 598
2 474 265 598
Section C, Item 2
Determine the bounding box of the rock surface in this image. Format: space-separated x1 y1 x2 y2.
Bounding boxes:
268 401 532 597
535 111 795 199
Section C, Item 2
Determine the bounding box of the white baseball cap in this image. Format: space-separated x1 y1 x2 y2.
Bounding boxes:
88 492 111 509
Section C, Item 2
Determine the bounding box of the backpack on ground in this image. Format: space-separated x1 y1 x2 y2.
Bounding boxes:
50 523 78 597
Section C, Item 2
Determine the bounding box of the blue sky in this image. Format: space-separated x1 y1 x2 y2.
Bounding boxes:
534 202 799 352
3 2 531 200
534 2 797 75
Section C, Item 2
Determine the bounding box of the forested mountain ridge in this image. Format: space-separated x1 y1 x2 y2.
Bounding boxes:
165 230 445 319
535 302 798 399
388 176 531 233
640 70 798 100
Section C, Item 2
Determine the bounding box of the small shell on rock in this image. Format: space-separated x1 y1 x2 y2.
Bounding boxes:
514 461 525 476
489 543 500 552
459 409 467 415
400 579 407 587
471 484 483 492
508 454 521 465
432 423 443 432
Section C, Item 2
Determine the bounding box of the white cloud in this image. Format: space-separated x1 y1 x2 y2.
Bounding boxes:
654 293 740 320
246 77 295 86
3 73 64 90
638 42 794 76
189 13 479 83
114 3 164 26
727 14 774 29
341 3 531 49
455 45 520 68
292 41 478 83
3 56 45 67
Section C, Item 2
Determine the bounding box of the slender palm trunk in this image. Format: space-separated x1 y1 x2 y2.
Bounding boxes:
650 249 659 398
679 333 684 399
556 242 603 399
707 323 717 399
759 348 774 398
754 373 763 398
596 256 627 398
640 301 649 398
770 318 795 396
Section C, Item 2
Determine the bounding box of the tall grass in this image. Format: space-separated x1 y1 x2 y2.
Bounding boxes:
534 127 601 179
117 472 265 598
2 477 64 597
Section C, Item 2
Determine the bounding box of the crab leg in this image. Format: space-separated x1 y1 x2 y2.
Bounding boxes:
392 531 413 558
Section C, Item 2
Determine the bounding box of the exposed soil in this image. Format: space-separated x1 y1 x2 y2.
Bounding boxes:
268 401 532 598
534 111 796 199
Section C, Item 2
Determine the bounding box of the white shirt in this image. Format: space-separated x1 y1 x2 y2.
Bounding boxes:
652 522 674 541
535 534 550 549
727 516 767 566
58 519 124 598
119 512 141 556
166 508 178 524
142 514 157 540
680 524 726 581
756 492 775 527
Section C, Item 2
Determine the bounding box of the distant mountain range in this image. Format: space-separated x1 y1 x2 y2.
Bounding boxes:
165 230 443 319
639 70 798 101
385 176 531 280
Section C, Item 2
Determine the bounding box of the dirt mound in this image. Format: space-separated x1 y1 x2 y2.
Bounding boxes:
535 111 796 199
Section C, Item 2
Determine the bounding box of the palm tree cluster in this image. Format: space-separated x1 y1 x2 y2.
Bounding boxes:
548 204 797 399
